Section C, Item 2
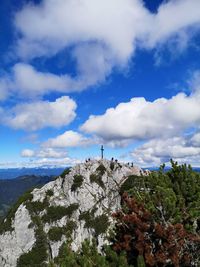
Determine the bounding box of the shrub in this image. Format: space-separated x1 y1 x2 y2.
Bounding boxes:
66 220 77 234
48 227 63 242
54 240 130 267
96 164 106 175
112 193 200 267
90 174 105 189
71 175 84 192
120 161 200 228
79 210 109 236
120 175 142 195
93 214 109 235
42 203 79 223
60 168 71 178
46 189 54 197
26 200 48 214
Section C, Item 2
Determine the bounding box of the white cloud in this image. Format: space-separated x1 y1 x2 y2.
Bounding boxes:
190 132 200 147
0 157 81 168
1 0 200 99
15 0 200 59
15 0 144 61
43 129 132 149
43 130 92 148
21 149 35 157
81 92 200 141
2 96 76 131
21 148 68 159
144 0 200 48
131 133 200 167
0 45 114 98
21 130 93 163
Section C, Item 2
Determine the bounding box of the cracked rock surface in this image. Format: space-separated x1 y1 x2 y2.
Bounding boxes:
0 159 144 267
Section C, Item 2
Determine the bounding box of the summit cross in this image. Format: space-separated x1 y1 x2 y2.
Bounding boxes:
101 145 104 159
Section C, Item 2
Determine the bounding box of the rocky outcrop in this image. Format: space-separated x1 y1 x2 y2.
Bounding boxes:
0 159 145 267
0 205 36 267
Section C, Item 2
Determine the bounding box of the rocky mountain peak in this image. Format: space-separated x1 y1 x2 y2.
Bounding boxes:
0 159 144 267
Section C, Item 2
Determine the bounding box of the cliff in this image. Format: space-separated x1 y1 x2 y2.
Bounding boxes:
0 159 144 267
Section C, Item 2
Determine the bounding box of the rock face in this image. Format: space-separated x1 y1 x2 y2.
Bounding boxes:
0 205 35 267
0 159 144 267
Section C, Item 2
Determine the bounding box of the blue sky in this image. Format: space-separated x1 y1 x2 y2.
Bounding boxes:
1 0 200 168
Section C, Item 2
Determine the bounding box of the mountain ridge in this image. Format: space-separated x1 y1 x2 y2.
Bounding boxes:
0 159 145 267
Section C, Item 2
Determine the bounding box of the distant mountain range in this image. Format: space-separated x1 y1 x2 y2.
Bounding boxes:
144 167 200 172
0 167 65 179
0 168 65 219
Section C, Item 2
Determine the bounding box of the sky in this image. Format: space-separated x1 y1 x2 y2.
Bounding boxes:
1 0 200 168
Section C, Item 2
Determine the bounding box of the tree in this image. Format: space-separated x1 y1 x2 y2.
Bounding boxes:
112 193 200 267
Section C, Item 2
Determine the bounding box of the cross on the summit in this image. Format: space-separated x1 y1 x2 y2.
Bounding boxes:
101 145 104 159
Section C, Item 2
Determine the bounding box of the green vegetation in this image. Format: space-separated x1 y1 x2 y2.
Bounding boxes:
79 210 109 236
96 164 106 175
47 220 77 242
42 203 79 223
48 226 64 242
93 214 109 235
54 240 130 267
71 175 84 192
89 164 107 189
66 220 77 234
90 174 105 189
60 168 71 178
26 200 48 214
1 160 200 267
120 160 200 228
46 189 54 197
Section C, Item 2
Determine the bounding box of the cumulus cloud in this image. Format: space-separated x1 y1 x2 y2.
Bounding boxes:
15 0 144 61
2 96 77 131
21 148 68 159
190 132 200 147
43 130 92 148
1 0 200 99
81 92 200 141
1 45 115 98
15 0 200 59
21 130 94 163
21 149 35 157
131 133 200 167
144 0 200 47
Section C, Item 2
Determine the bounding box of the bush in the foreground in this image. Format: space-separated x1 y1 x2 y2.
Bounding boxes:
120 160 200 231
55 240 131 267
112 193 200 267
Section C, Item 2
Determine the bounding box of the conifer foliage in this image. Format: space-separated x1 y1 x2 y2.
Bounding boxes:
112 193 200 267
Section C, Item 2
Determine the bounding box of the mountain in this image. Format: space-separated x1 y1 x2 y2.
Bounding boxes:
0 168 65 180
0 160 199 267
0 175 57 219
0 159 144 267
